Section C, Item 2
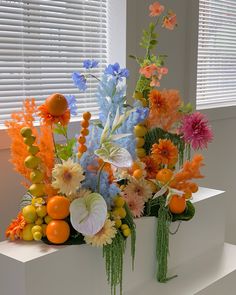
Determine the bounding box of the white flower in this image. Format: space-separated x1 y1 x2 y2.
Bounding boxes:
52 158 85 196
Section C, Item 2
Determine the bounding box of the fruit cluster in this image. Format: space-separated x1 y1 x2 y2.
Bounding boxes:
112 196 131 237
21 127 45 198
77 112 91 158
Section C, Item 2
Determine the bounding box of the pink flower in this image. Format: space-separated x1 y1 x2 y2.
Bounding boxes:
180 112 213 150
162 12 177 30
149 2 165 17
150 77 160 87
123 192 144 218
139 64 158 79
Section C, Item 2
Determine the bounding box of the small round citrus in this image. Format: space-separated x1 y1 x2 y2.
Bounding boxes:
136 137 145 148
44 215 53 224
189 183 198 193
136 148 146 158
28 183 45 197
120 224 129 230
81 128 89 136
113 196 125 208
22 205 37 223
115 219 122 228
81 120 89 128
36 205 47 218
123 228 131 237
78 136 86 144
24 136 36 146
22 224 34 241
169 195 186 214
133 169 143 179
33 231 43 241
78 144 87 153
35 217 43 225
156 168 174 184
31 225 43 234
134 125 148 137
46 196 70 220
46 220 70 244
82 112 91 121
20 127 32 138
113 207 126 219
45 93 68 116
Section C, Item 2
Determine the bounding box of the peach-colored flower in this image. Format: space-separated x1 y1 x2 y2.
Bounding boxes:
123 192 144 218
149 2 165 17
162 12 177 30
139 64 158 79
150 77 160 87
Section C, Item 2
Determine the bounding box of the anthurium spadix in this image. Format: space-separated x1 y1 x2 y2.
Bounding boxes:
70 193 107 236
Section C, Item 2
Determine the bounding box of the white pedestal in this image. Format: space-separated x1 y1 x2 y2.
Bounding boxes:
0 187 233 295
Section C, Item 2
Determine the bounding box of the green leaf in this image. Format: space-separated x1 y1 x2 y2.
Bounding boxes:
95 142 133 168
93 119 104 129
53 124 67 136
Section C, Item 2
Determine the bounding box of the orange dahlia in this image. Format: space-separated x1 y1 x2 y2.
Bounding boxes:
5 213 26 241
38 104 70 126
151 139 178 166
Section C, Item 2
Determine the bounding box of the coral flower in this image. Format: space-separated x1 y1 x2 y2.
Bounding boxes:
149 89 168 115
38 104 70 126
5 213 26 241
139 64 158 79
149 2 165 17
142 156 159 179
84 218 117 247
52 158 85 196
123 177 153 201
162 12 177 30
151 139 178 166
180 112 213 150
123 192 145 218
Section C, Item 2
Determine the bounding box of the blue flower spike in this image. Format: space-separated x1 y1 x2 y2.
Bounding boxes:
72 72 87 92
66 95 77 116
83 59 99 69
105 63 129 81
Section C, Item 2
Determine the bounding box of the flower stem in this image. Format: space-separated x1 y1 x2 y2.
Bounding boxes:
97 162 106 194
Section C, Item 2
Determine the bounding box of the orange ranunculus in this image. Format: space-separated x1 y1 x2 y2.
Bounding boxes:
149 2 165 17
162 12 177 30
5 213 26 241
38 104 70 126
151 139 178 166
142 156 159 179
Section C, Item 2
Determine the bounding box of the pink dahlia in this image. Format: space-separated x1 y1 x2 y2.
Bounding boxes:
122 192 144 218
180 112 213 150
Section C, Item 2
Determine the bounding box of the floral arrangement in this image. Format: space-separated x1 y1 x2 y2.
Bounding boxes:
5 2 213 294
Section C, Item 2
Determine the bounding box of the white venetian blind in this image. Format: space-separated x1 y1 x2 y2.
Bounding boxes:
0 0 108 126
196 0 236 109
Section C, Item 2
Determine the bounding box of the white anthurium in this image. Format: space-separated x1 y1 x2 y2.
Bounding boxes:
95 142 133 168
111 109 135 134
152 185 168 200
109 133 132 141
100 115 110 144
70 193 107 236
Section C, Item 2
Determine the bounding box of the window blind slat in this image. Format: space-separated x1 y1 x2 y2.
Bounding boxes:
0 0 108 126
197 0 236 109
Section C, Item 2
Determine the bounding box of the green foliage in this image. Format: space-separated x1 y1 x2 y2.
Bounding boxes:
123 203 136 270
135 75 151 94
144 127 186 166
140 22 159 53
172 201 195 222
53 123 68 137
56 138 76 161
103 231 126 295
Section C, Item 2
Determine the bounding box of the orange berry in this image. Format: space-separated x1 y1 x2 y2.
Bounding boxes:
46 220 70 244
183 189 192 199
78 136 86 144
131 162 140 172
169 195 186 214
81 128 89 136
156 168 173 184
45 93 68 116
83 112 91 121
133 169 143 179
81 120 89 128
189 183 198 193
78 144 87 153
46 195 70 220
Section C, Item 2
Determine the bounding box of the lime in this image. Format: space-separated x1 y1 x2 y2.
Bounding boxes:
121 224 129 230
136 148 146 158
44 215 53 224
30 170 44 183
22 205 37 223
35 217 43 225
136 137 145 148
31 225 43 234
24 155 41 169
123 228 131 237
20 127 32 138
24 136 36 146
33 231 43 241
29 183 45 197
115 219 122 229
36 205 47 218
134 125 147 137
113 196 125 208
28 145 40 155
22 224 34 241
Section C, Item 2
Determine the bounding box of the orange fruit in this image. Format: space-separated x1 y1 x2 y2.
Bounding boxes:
189 183 198 193
46 220 70 244
183 189 192 199
78 144 87 153
169 195 186 214
81 120 89 128
81 128 89 136
133 169 143 179
45 93 68 116
46 196 70 219
78 136 86 144
156 168 173 184
82 112 91 121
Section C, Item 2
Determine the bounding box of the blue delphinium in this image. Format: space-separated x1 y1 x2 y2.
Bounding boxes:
105 63 129 81
65 95 77 116
72 72 87 91
83 59 99 69
96 73 126 125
